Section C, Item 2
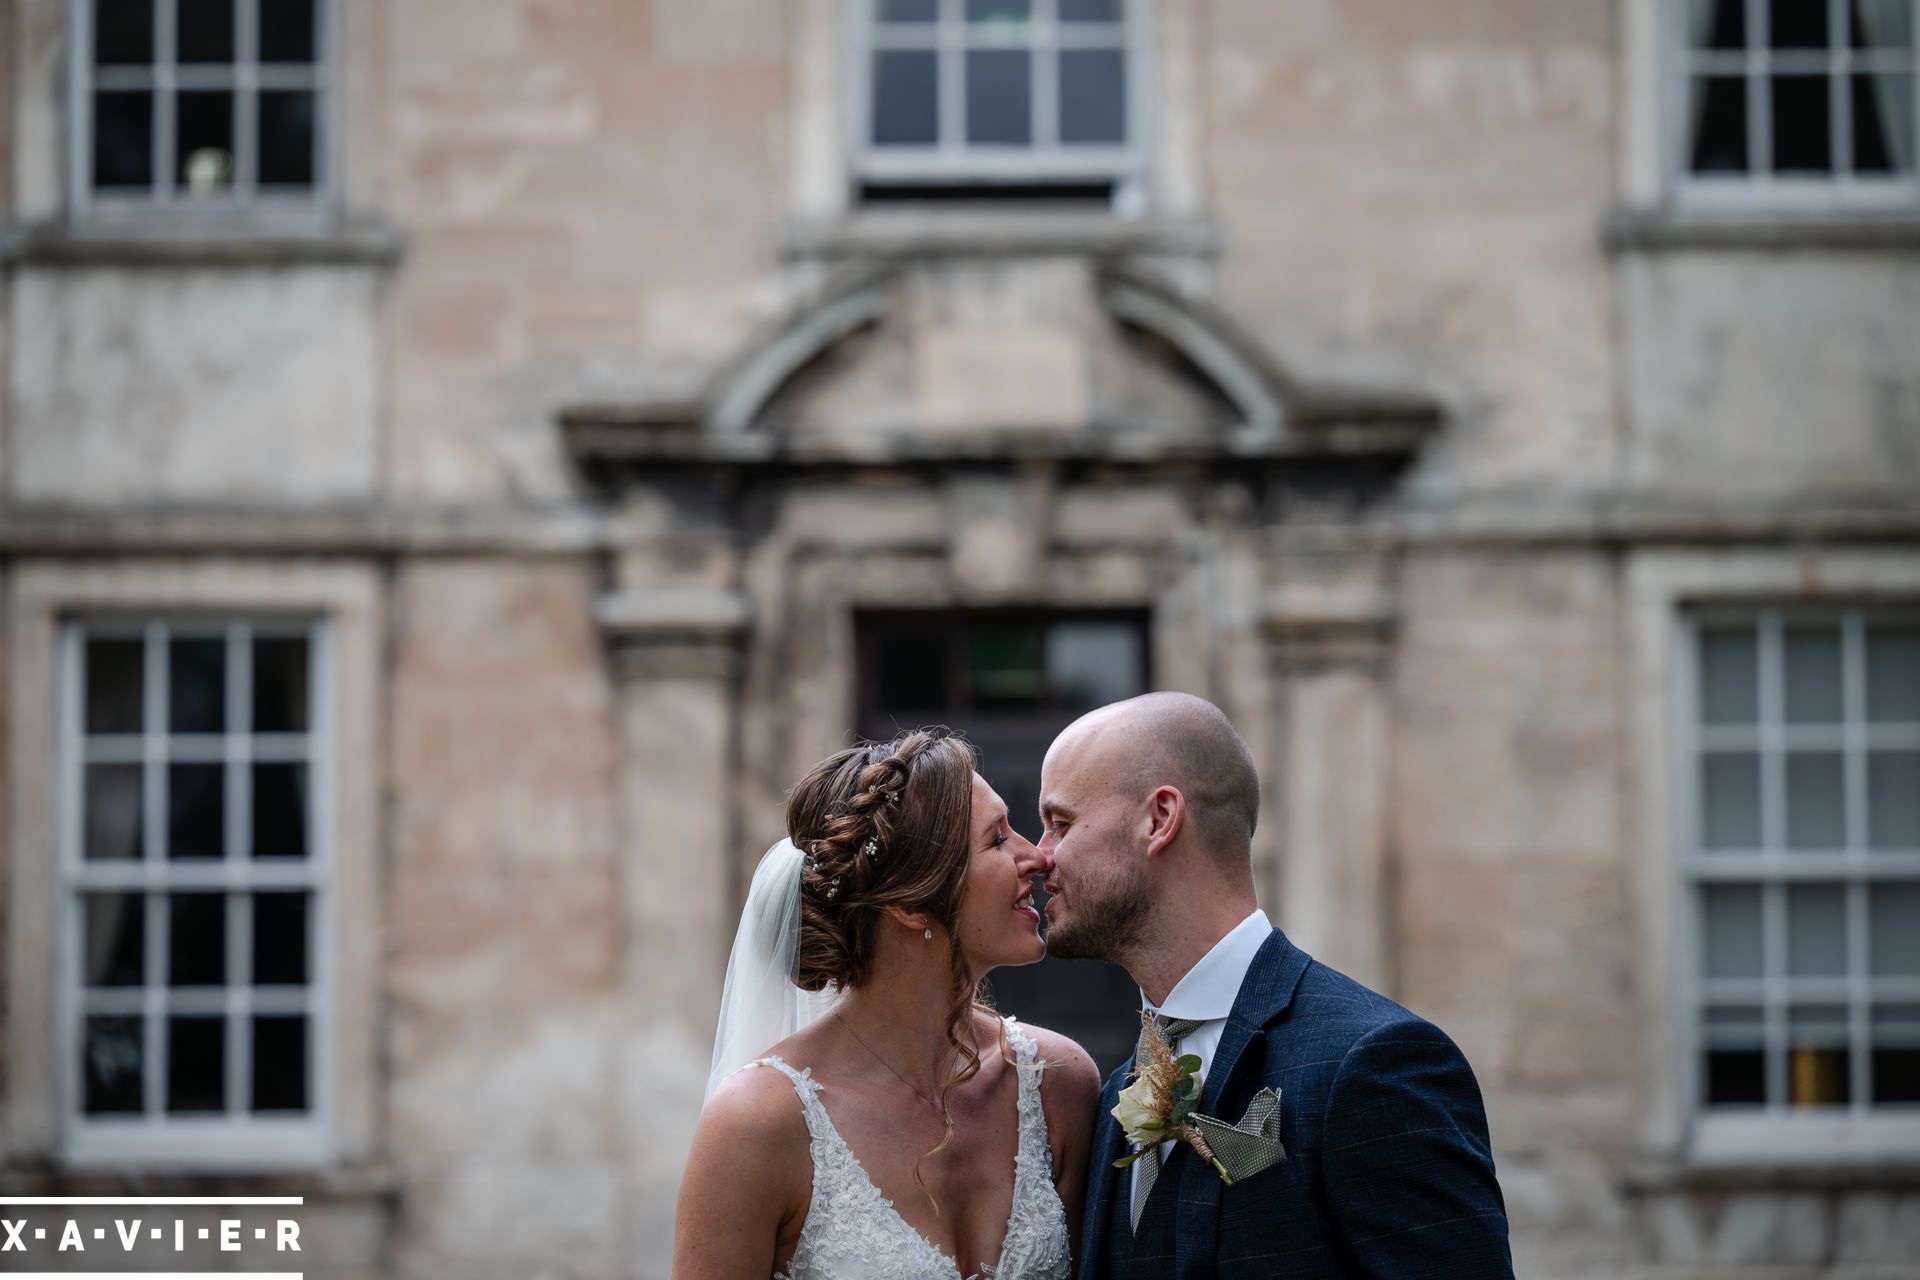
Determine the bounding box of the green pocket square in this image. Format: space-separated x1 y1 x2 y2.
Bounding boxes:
1189 1087 1287 1181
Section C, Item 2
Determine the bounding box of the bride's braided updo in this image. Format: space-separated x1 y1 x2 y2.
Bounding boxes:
787 727 976 993
787 727 994 1181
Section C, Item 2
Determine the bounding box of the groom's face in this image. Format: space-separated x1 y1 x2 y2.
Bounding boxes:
1036 733 1151 962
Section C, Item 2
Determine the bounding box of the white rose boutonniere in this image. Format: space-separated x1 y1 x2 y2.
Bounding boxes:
1110 1011 1233 1184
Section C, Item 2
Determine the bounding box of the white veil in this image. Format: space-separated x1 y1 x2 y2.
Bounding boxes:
705 838 840 1101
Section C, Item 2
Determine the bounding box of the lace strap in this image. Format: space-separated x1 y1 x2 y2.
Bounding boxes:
1001 1019 1051 1157
744 1056 834 1140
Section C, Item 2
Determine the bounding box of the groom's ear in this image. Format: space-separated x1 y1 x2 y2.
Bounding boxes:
1144 785 1186 857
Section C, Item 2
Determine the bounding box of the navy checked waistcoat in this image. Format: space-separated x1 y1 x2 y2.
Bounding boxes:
1079 929 1514 1280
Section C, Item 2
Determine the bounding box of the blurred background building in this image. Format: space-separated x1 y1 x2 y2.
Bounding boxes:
2 0 1918 1276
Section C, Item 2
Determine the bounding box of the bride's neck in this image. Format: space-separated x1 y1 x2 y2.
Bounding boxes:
832 938 981 1083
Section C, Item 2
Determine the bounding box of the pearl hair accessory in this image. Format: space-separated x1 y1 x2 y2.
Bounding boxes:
863 837 880 862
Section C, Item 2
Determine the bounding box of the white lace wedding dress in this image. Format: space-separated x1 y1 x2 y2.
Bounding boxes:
744 1018 1072 1280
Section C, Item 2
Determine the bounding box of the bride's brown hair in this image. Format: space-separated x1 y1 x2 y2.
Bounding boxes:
787 727 994 1189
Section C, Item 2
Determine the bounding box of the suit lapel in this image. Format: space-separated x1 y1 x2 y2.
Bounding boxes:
1175 929 1313 1276
1078 1062 1131 1280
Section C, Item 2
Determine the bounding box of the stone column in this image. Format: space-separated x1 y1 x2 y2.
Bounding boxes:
601 586 749 1269
1265 583 1397 995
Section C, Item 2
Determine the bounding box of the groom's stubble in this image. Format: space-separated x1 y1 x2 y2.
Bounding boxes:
1042 860 1154 964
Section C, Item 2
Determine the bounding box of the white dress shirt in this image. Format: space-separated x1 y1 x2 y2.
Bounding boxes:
1130 907 1273 1206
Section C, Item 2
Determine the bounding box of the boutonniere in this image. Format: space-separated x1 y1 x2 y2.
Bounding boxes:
1110 1012 1235 1184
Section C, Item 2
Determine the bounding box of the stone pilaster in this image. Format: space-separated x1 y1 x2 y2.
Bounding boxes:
601 585 749 1260
1265 576 1397 994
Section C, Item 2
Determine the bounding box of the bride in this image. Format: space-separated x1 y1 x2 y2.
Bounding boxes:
673 729 1101 1278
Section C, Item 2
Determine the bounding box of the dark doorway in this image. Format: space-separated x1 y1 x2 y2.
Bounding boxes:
857 610 1148 1075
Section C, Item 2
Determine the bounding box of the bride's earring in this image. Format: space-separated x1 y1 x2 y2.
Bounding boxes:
923 927 933 941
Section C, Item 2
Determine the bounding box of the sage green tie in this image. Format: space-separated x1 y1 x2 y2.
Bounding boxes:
1129 1013 1203 1232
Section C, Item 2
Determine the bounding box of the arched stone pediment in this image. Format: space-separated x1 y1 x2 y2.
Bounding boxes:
560 257 1442 479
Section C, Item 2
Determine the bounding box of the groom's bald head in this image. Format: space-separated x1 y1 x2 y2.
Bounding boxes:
1049 691 1260 863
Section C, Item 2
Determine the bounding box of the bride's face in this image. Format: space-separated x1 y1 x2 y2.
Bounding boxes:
953 773 1048 974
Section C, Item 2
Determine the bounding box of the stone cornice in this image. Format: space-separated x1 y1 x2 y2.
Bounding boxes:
0 495 1913 557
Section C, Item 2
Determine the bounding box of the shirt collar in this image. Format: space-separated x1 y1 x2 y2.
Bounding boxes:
1143 908 1272 1023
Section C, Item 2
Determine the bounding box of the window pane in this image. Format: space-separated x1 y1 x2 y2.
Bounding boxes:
1871 883 1920 974
85 762 145 862
168 892 227 987
1690 76 1751 173
1872 1004 1920 1103
1852 0 1914 47
967 50 1032 145
1704 884 1765 978
1048 622 1140 712
84 893 147 987
871 50 939 147
1788 883 1847 975
967 0 1031 21
169 636 226 734
175 90 236 195
1690 0 1748 49
1703 1006 1765 1105
253 761 309 859
252 1014 309 1111
83 1015 145 1114
1699 626 1758 723
1061 0 1121 19
1785 751 1846 849
879 0 937 20
177 0 236 63
259 0 318 63
1703 752 1763 850
1868 750 1920 848
1060 48 1126 145
1772 75 1834 173
166 1015 225 1112
167 762 226 860
93 90 155 189
970 627 1045 709
253 635 311 733
1855 75 1917 173
1867 626 1920 721
1770 0 1831 47
258 90 317 186
1784 626 1844 723
96 0 156 64
1788 1004 1852 1105
85 637 145 735
253 891 309 985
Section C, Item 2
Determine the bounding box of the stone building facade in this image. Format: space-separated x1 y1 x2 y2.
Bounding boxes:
2 1 1918 1277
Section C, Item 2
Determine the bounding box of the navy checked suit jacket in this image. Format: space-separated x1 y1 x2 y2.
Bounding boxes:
1078 929 1513 1280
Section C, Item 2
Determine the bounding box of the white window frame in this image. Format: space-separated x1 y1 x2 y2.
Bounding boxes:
1668 0 1920 209
57 614 333 1169
1676 604 1920 1162
67 0 337 217
845 0 1151 205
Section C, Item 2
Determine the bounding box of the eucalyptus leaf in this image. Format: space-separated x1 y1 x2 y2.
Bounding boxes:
1175 1054 1203 1076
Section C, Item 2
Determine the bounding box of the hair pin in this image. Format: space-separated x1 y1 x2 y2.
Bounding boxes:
863 837 880 862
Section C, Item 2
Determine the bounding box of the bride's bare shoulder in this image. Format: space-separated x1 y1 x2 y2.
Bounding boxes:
694 1060 811 1156
1009 1021 1102 1098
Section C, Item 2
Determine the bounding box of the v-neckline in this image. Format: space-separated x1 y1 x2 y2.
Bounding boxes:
817 1102 1018 1280
786 1021 1037 1280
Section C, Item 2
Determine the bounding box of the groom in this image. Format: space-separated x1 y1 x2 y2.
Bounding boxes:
1037 692 1512 1279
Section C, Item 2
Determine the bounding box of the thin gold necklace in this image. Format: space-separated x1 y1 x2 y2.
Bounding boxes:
833 1011 946 1115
